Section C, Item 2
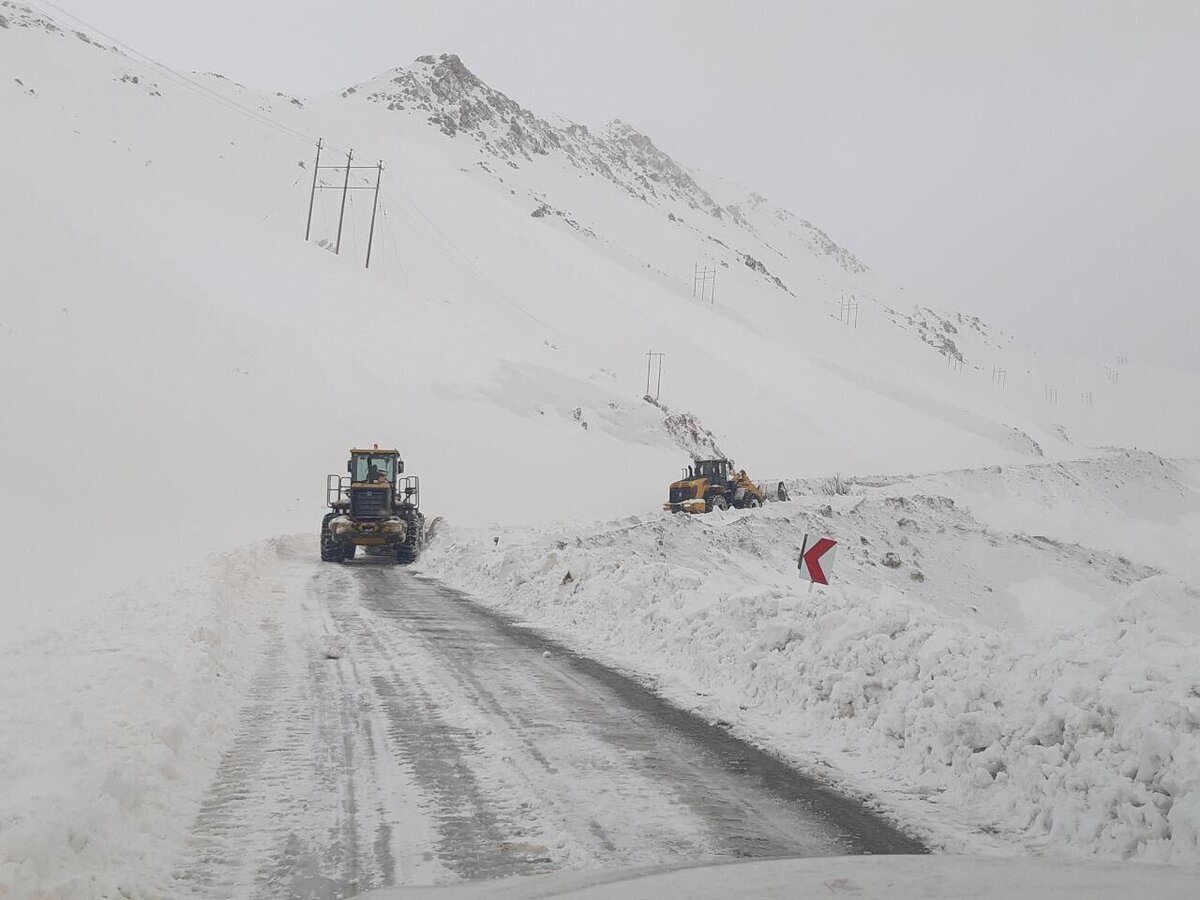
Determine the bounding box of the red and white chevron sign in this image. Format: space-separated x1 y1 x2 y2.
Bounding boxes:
798 535 838 585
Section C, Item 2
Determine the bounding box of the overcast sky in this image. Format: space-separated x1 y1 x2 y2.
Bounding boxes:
51 1 1200 369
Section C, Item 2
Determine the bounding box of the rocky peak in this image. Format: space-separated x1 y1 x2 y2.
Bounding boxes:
601 119 723 217
344 53 867 275
351 53 559 157
346 54 724 212
416 53 482 98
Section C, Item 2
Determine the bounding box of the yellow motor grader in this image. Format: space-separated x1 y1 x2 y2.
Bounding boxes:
321 446 426 563
664 458 767 513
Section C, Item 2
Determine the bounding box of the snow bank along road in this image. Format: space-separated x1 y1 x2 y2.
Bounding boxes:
171 555 922 898
1 532 919 900
7 453 1194 898
423 451 1200 863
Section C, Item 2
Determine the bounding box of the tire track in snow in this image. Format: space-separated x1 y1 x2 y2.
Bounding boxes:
175 555 923 898
172 563 445 899
341 565 921 864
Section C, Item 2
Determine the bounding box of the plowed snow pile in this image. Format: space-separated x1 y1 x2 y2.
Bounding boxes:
0 538 300 897
422 452 1200 862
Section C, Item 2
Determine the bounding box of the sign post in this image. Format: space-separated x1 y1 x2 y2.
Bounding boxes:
798 533 838 586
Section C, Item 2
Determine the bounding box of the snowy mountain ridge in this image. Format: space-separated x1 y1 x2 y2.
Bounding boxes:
347 52 868 277
350 53 749 212
0 0 114 49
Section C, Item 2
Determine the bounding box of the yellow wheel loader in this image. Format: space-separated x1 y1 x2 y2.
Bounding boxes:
664 458 767 514
321 445 427 564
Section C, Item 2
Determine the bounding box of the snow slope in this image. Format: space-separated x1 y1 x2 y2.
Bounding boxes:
4 8 1200 638
422 452 1200 863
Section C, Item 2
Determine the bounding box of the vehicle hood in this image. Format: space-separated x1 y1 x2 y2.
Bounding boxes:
354 854 1195 899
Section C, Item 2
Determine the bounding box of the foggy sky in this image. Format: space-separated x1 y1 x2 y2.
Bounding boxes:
46 1 1200 369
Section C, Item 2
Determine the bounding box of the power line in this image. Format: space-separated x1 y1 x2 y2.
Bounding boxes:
378 175 545 327
28 1 327 149
347 191 359 261
379 204 408 285
261 173 305 221
31 0 597 356
318 182 331 246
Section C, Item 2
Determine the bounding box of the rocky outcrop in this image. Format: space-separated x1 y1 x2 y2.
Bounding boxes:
344 53 868 276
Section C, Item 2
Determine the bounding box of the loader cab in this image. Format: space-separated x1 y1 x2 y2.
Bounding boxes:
347 449 404 485
693 459 731 485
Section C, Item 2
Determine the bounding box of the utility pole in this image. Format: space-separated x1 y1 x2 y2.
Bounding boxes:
645 351 665 401
334 148 353 255
838 294 860 328
305 140 388 267
364 160 383 269
693 264 715 304
304 138 322 241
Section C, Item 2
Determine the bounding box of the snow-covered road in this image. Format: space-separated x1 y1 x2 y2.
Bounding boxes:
172 555 921 898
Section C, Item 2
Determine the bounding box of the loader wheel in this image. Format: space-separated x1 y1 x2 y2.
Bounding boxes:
320 513 341 562
710 495 729 512
395 510 426 565
339 544 355 562
744 497 761 509
395 534 419 565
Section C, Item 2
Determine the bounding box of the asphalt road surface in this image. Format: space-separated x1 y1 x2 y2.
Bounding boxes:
173 555 924 898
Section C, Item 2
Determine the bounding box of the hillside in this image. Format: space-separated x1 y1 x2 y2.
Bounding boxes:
0 5 1197 642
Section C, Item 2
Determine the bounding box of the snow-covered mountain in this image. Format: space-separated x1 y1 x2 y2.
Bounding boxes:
5 5 1200 892
3 2 1199 631
348 52 867 278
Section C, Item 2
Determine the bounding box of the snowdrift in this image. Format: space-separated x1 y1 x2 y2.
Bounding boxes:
0 538 300 898
421 453 1200 862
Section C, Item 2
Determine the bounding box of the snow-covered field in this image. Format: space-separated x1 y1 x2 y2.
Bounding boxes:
3 2 1200 895
422 452 1200 862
